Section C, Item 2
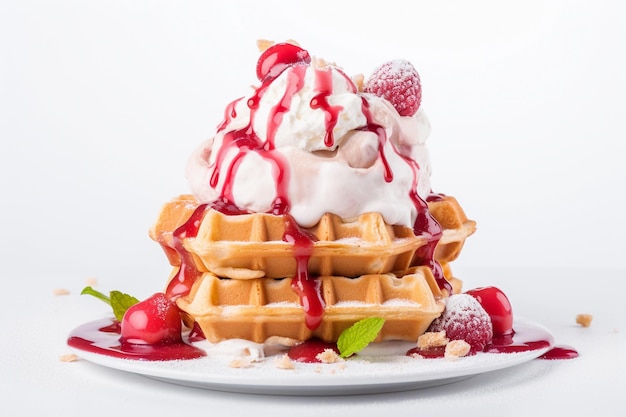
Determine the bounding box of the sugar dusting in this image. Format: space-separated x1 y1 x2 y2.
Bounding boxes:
145 338 538 380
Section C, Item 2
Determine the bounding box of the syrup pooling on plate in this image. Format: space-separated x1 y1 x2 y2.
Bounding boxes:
67 318 205 361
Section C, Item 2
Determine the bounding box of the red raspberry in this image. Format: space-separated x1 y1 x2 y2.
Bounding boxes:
363 59 422 116
428 294 493 353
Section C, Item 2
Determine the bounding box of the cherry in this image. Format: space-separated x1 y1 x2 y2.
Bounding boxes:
120 292 183 345
465 286 514 336
256 42 311 81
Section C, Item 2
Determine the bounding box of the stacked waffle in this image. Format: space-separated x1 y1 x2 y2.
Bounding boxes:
150 194 475 343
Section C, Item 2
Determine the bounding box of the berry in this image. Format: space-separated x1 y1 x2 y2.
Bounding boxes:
465 286 514 336
120 293 182 345
363 59 422 116
428 294 493 353
256 42 311 81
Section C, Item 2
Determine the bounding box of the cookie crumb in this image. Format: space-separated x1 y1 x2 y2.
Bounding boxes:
353 73 365 92
85 277 98 287
417 331 449 348
576 314 593 327
444 340 471 361
275 354 296 370
229 357 253 368
53 288 70 296
59 353 78 362
316 349 344 364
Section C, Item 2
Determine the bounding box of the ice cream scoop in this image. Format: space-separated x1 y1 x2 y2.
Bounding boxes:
185 42 434 230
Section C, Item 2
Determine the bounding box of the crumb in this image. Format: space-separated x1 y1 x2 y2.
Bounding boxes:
265 336 299 347
53 288 70 296
417 331 449 348
316 349 344 364
444 340 471 361
256 39 274 52
85 277 98 287
353 73 365 92
59 353 78 362
576 314 593 327
274 354 296 370
409 352 424 359
229 357 253 368
313 56 329 69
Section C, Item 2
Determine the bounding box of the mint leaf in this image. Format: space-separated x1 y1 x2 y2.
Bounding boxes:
80 286 111 305
81 286 139 321
109 291 140 321
337 317 385 358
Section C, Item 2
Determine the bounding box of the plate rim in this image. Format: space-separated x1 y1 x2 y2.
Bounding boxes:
68 317 553 395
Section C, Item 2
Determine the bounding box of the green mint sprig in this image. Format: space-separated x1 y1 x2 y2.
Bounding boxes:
337 317 385 358
80 286 139 321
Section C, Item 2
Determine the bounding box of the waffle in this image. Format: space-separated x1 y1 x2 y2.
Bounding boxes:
150 195 426 279
151 194 475 342
423 195 477 294
427 195 477 264
176 266 445 343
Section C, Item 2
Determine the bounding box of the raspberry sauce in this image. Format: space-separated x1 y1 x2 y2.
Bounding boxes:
67 318 205 361
287 338 340 363
165 204 209 300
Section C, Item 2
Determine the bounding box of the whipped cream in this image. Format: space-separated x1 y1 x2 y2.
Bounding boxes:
186 50 433 229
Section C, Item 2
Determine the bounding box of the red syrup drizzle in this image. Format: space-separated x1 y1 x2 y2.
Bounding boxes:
205 64 325 329
283 216 324 330
67 318 205 361
165 203 209 300
357 96 449 293
310 67 346 147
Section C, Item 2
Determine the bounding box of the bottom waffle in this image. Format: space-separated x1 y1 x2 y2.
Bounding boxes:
176 266 445 343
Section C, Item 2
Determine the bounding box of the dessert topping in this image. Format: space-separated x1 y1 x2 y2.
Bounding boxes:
465 286 514 336
364 59 422 116
256 42 311 82
120 293 183 346
336 317 386 358
428 294 493 353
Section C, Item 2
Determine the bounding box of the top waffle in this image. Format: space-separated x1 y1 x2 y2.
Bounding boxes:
149 194 475 280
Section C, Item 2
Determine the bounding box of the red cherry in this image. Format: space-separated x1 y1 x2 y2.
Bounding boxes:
120 293 182 345
256 43 311 81
465 286 514 336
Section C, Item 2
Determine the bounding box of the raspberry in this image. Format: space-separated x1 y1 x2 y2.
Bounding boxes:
428 294 493 353
363 59 422 116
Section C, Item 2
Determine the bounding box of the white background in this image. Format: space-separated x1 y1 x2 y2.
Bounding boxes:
1 2 626 416
3 0 625 278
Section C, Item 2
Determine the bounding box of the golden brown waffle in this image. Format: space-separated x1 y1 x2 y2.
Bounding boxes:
426 195 477 293
150 195 427 279
176 266 445 343
427 195 476 264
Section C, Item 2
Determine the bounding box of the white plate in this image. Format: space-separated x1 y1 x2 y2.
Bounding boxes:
68 318 553 396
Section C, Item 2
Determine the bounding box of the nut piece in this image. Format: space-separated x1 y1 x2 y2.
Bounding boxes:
59 353 78 362
316 349 344 364
444 340 471 360
576 314 593 327
417 331 449 348
275 354 296 370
